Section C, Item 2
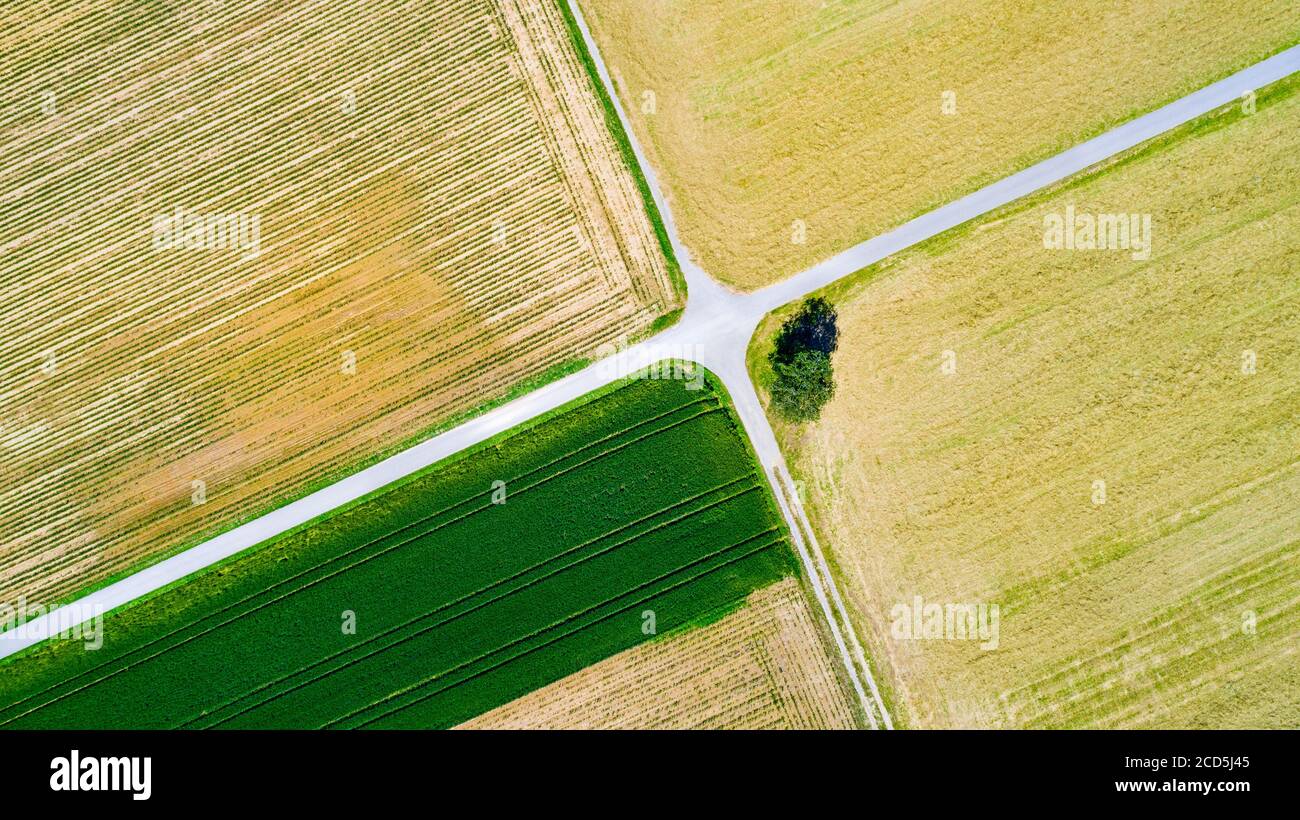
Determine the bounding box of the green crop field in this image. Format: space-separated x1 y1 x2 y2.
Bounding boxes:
0 371 794 729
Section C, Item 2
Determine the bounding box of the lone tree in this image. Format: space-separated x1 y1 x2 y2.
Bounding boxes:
768 297 839 422
772 296 839 362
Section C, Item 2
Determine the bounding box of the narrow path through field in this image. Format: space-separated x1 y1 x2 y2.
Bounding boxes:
4 6 1298 730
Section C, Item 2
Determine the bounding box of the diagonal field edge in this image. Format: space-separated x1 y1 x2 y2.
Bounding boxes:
338 535 783 729
0 397 721 718
189 480 764 729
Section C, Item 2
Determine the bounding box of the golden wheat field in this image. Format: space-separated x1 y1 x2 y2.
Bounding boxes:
754 78 1300 728
460 578 862 729
579 0 1299 288
0 0 677 608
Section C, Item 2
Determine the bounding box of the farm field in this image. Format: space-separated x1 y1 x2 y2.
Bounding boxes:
0 0 679 611
751 76 1300 728
578 0 1300 288
0 374 796 729
462 577 860 729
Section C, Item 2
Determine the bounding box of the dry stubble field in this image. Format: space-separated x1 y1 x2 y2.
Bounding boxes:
461 577 861 728
579 0 1299 288
755 77 1300 728
0 0 678 608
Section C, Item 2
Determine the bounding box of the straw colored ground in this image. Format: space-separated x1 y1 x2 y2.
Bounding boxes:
578 0 1299 288
462 577 861 728
751 76 1300 728
0 0 677 609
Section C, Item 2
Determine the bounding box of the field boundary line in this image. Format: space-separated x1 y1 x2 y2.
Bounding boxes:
766 462 878 729
192 480 765 728
776 464 893 729
0 397 724 722
338 536 783 729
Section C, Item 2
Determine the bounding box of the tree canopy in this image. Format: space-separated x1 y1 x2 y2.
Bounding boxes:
771 296 839 365
768 298 839 422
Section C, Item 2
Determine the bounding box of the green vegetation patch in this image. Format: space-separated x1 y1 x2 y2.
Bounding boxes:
0 373 792 729
555 0 686 303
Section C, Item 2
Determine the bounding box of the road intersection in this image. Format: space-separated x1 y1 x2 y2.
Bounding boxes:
4 2 1298 729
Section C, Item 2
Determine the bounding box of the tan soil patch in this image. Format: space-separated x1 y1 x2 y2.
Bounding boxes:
758 83 1300 728
460 578 862 729
579 0 1298 288
0 0 677 607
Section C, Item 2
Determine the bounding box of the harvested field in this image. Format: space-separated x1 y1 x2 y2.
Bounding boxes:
0 0 678 610
752 76 1300 728
579 0 1299 288
462 577 860 729
0 374 796 729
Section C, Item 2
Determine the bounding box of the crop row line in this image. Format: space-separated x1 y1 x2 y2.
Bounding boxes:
332 533 782 729
0 391 715 722
193 480 763 728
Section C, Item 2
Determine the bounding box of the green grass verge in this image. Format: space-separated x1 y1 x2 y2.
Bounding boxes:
558 0 687 304
0 373 793 729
